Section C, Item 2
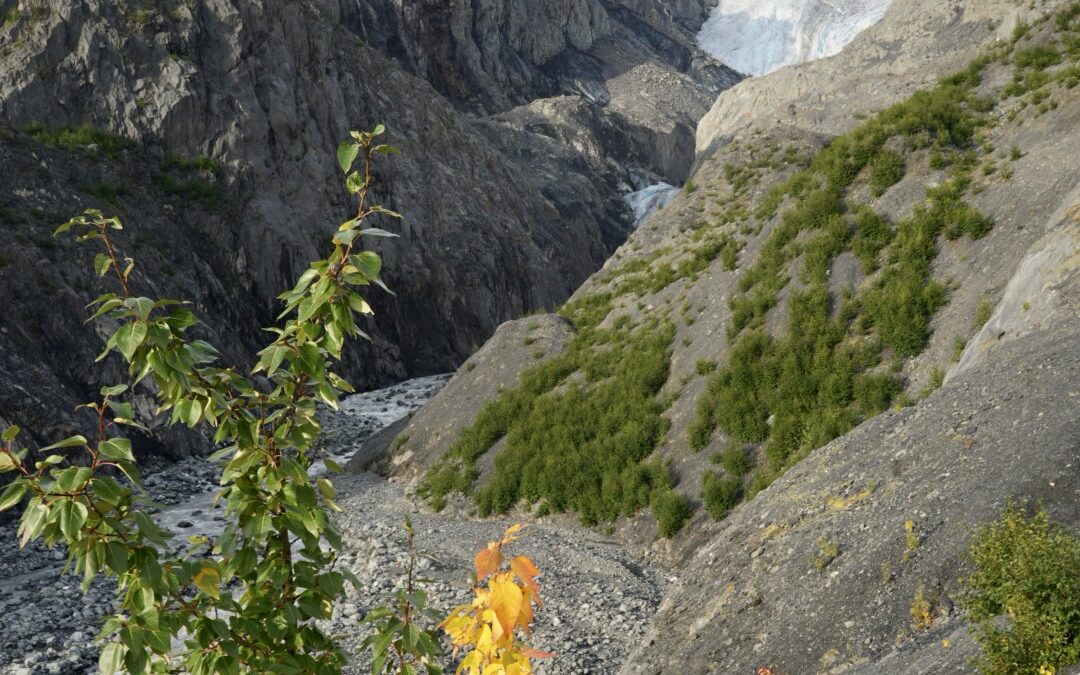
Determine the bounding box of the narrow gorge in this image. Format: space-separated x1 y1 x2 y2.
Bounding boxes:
2 1 1080 674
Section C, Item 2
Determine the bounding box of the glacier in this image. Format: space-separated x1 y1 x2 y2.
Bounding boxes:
697 0 893 76
625 182 681 227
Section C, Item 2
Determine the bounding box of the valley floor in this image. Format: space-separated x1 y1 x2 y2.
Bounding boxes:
0 376 667 675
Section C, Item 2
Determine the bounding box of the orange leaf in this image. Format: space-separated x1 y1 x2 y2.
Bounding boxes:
475 543 503 579
510 555 542 606
519 648 555 659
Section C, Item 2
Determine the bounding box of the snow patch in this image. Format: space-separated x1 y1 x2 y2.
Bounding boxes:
697 0 893 76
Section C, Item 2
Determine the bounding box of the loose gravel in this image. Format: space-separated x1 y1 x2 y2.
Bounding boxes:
0 375 667 674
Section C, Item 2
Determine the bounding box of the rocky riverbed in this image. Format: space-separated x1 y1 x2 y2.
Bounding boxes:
0 375 668 674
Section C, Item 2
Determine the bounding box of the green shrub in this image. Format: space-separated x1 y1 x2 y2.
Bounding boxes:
695 359 717 376
702 471 741 521
0 126 404 674
152 172 221 209
423 320 677 528
80 181 129 206
851 207 894 272
716 442 753 477
1015 45 1061 70
964 502 1080 675
870 148 906 196
651 489 691 537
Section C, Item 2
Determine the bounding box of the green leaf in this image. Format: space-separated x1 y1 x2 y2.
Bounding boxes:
99 642 126 675
337 141 360 174
55 466 93 492
351 251 382 280
18 502 47 547
39 435 87 452
99 437 135 462
34 455 65 471
316 478 336 500
367 205 402 219
94 253 112 278
323 458 344 474
333 228 358 246
114 322 148 361
105 541 128 573
2 425 19 443
59 500 89 538
100 384 128 397
359 227 399 238
372 123 385 136
93 477 127 504
0 453 16 474
346 171 366 193
124 297 155 320
0 480 27 511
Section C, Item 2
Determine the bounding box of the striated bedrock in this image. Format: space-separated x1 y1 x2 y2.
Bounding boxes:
0 0 734 455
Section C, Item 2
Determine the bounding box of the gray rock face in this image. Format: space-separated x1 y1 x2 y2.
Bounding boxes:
0 0 733 453
950 186 1080 381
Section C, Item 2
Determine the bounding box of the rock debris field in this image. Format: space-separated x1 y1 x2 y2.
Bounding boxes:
0 375 667 675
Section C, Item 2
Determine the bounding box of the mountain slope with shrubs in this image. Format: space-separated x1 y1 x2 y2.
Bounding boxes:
384 1 1080 671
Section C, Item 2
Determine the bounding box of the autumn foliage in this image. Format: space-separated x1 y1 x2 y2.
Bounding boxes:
441 525 553 675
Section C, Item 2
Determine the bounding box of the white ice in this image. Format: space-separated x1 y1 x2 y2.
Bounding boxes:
697 0 893 77
625 182 680 227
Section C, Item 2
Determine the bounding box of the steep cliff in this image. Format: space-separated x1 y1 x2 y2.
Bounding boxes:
0 0 732 454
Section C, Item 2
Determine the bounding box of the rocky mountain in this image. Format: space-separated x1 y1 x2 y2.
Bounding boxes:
378 0 1080 671
0 0 735 455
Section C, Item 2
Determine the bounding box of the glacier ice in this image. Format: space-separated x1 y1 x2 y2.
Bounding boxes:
697 0 893 76
625 183 680 227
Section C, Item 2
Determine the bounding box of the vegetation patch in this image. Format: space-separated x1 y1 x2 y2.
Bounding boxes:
690 48 1010 509
420 310 679 530
153 153 221 210
23 122 135 158
964 502 1080 675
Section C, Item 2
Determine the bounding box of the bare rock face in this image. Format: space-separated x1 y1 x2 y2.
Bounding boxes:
950 186 1080 381
0 0 733 454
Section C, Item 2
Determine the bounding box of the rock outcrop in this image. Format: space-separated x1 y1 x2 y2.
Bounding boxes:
0 0 733 453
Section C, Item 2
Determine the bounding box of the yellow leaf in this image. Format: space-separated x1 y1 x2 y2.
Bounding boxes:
489 579 524 638
194 563 220 599
502 523 524 540
475 543 503 579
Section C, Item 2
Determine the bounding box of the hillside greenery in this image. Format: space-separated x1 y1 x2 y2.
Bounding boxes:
422 3 1080 536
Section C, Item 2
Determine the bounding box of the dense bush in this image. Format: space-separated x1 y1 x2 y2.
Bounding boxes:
651 488 692 537
869 148 906 196
964 503 1080 675
702 471 741 521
